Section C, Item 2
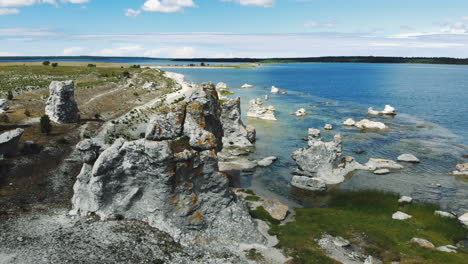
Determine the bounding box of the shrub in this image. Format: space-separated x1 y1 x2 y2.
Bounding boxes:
42 61 50 66
130 65 141 69
40 115 52 135
7 91 13 100
122 71 130 78
200 62 206 66
51 63 58 67
94 113 101 119
57 137 69 144
87 64 97 67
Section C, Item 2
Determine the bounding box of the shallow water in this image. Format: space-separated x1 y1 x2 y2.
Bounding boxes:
164 63 468 214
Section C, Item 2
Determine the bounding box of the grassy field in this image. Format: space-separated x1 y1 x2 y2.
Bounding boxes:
251 190 468 264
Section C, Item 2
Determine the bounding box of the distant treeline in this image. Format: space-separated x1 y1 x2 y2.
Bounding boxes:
173 56 468 65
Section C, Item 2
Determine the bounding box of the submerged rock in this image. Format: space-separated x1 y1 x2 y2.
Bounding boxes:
257 156 277 167
264 94 269 101
270 86 280 94
246 98 277 121
368 105 396 116
410 238 435 249
392 211 412 220
291 176 327 191
263 199 288 221
343 118 356 126
45 80 79 123
365 158 404 170
397 154 420 163
291 128 366 189
452 163 468 176
324 124 333 130
70 83 265 246
0 128 24 157
354 119 387 130
294 108 307 116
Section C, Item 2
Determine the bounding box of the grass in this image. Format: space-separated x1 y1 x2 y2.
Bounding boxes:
249 206 280 225
252 190 468 264
219 90 234 96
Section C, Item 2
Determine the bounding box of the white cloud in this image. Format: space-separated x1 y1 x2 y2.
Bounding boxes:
125 8 141 17
0 51 20 56
92 45 145 56
142 0 195 13
62 0 89 3
0 27 59 36
63 47 84 55
304 20 335 28
221 0 274 8
144 46 195 58
0 7 19 14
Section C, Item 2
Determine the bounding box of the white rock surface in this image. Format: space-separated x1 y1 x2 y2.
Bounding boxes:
241 83 254 88
452 163 468 176
246 98 277 121
436 246 457 253
142 82 157 90
354 119 387 130
257 156 278 167
270 86 280 94
343 118 356 126
365 158 404 170
0 99 9 111
458 213 468 227
220 97 256 153
368 105 396 115
397 154 420 163
45 80 79 123
392 211 412 220
374 169 390 175
215 82 228 90
324 124 333 130
398 196 413 203
294 108 307 116
0 128 24 156
434 210 456 218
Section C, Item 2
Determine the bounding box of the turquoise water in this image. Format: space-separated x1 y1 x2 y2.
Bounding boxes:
165 63 468 214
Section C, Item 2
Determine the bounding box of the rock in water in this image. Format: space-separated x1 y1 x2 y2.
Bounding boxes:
216 82 228 90
410 238 435 249
343 118 356 126
0 128 24 157
324 124 333 130
257 156 277 167
263 199 288 221
220 98 256 151
452 163 468 176
291 128 366 189
246 98 277 121
374 169 390 175
241 83 254 88
392 211 412 220
365 158 404 170
397 154 420 163
45 80 79 123
354 119 387 129
70 83 264 246
270 86 280 94
0 99 9 112
294 108 307 116
368 105 396 115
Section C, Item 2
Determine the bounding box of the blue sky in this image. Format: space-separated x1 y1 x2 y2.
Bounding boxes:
1 0 468 58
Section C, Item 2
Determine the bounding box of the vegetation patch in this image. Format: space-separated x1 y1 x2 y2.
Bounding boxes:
219 90 234 96
244 195 261 202
269 190 468 264
249 206 280 225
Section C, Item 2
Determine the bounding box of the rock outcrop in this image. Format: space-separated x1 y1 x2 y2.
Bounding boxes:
397 154 420 163
458 213 468 227
0 99 9 113
294 108 307 116
216 82 228 90
354 119 387 130
241 84 254 88
142 82 158 90
271 86 280 94
291 129 366 190
410 238 435 249
247 98 277 121
70 83 264 246
324 124 333 130
0 128 24 157
45 80 79 123
368 105 396 116
392 211 412 220
343 118 356 126
263 199 288 221
452 163 468 176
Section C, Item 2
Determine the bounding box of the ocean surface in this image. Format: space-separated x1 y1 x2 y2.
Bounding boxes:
162 63 468 214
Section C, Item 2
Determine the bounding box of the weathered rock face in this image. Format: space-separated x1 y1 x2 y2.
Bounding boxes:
246 98 277 121
70 83 264 246
45 81 79 123
410 238 435 249
220 98 255 152
397 153 420 163
76 139 101 164
0 99 9 113
291 129 366 189
143 82 158 90
0 128 24 157
354 119 387 130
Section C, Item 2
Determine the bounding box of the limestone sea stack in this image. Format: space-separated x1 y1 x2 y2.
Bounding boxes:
70 82 265 246
247 98 277 121
368 105 396 116
291 128 366 191
45 80 79 123
220 97 256 152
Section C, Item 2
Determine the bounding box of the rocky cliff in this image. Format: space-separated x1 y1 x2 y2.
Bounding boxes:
70 82 265 246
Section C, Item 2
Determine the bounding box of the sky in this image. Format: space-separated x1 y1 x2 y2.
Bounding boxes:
1 0 468 58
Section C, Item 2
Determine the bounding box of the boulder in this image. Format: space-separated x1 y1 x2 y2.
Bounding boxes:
364 256 376 264
291 176 327 191
410 238 435 249
343 118 356 126
324 124 333 130
70 82 265 246
332 236 350 247
22 140 40 155
365 158 404 170
45 80 79 123
246 126 256 143
354 119 387 130
374 169 390 175
246 98 277 121
368 105 396 116
434 210 456 218
452 163 468 176
76 139 101 164
436 246 457 253
215 82 228 90
458 213 468 227
146 102 187 141
398 196 413 203
0 99 9 112
263 199 289 221
294 108 307 116
142 82 157 90
0 128 24 157
220 98 255 152
241 84 254 88
270 86 280 94
257 156 277 167
392 211 412 220
397 154 420 163
291 129 367 188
